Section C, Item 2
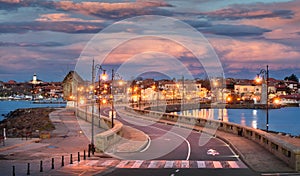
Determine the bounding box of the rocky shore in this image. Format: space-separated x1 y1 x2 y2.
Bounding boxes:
0 108 56 138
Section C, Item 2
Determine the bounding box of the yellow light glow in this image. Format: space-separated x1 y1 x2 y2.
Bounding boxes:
227 96 232 102
101 73 108 81
255 76 262 83
102 99 107 104
273 98 280 104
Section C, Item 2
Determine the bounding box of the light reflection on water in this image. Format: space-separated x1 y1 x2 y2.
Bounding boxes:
173 107 300 136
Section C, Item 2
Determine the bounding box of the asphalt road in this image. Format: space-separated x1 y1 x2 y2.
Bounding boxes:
100 107 259 175
102 107 240 161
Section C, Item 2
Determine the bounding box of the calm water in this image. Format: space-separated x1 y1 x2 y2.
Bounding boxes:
174 107 300 136
1 101 299 136
0 100 66 121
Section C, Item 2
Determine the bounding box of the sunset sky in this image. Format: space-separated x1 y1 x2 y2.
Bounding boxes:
0 0 299 82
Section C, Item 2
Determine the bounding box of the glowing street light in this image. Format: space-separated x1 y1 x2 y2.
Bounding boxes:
256 65 269 132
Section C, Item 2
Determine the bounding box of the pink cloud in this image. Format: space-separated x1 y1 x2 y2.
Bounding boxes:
209 37 300 71
0 0 21 3
225 1 300 40
102 37 193 65
50 1 171 18
36 13 104 23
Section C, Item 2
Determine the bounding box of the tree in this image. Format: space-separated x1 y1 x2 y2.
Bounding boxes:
284 74 299 82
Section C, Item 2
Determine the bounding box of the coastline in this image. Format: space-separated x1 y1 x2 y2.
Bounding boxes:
0 107 56 138
0 100 66 121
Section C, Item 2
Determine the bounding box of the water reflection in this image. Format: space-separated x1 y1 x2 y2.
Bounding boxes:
170 107 300 136
252 110 258 129
173 108 228 121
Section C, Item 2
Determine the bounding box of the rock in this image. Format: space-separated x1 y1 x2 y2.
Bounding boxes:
0 108 56 137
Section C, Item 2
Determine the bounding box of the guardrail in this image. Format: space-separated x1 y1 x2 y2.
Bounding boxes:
125 106 300 171
69 105 123 152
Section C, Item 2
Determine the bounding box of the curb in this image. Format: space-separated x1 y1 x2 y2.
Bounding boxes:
105 127 150 153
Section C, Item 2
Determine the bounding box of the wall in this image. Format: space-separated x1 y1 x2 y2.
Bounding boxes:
74 106 123 152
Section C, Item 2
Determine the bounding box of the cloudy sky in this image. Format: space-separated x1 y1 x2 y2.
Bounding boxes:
0 0 299 82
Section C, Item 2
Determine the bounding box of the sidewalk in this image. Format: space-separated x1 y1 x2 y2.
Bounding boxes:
0 138 40 153
0 108 149 175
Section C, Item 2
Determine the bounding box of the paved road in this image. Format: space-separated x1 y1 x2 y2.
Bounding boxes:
103 107 239 161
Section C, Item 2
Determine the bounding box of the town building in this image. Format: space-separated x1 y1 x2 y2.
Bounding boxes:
62 71 84 100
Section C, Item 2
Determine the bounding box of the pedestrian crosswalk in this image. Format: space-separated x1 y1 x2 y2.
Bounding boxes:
69 159 247 169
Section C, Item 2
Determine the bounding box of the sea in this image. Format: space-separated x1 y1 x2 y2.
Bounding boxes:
0 100 66 120
1 100 299 136
174 107 300 136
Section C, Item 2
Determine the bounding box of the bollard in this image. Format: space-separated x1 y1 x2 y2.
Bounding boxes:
78 152 80 162
88 144 91 157
51 158 54 169
91 144 95 155
12 166 15 176
70 154 73 164
61 156 64 167
40 160 43 172
27 163 30 175
84 150 86 160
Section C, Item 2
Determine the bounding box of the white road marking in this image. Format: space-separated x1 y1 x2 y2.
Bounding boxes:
148 161 158 168
116 160 129 168
140 135 151 152
213 161 223 168
164 161 174 168
197 161 206 168
131 160 144 168
228 161 239 168
181 160 189 168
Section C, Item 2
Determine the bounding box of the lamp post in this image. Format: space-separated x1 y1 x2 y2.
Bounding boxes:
90 59 107 154
111 69 115 128
90 60 96 155
95 65 107 128
110 69 122 128
256 65 269 132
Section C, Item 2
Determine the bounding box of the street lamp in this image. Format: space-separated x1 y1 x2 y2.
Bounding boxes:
110 69 122 128
89 59 107 155
95 65 107 128
256 65 269 132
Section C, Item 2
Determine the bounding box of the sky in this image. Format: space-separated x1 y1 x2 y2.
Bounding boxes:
0 0 299 82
